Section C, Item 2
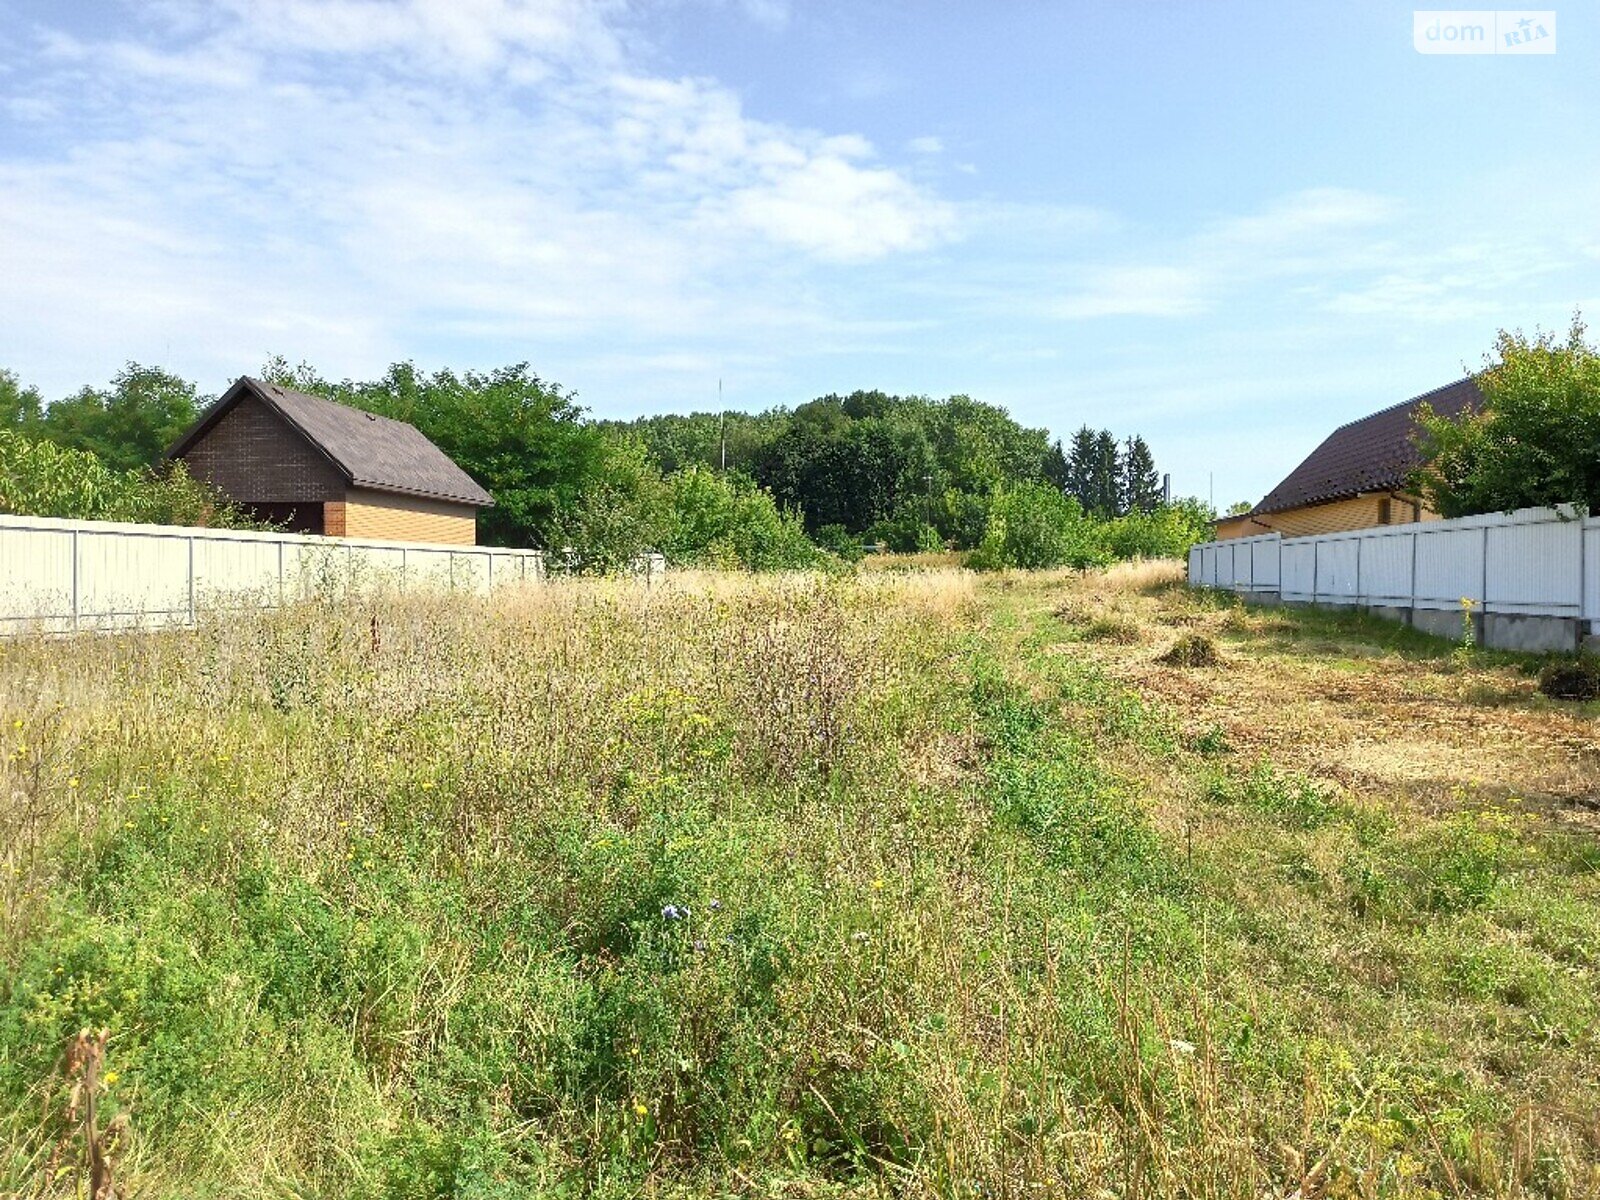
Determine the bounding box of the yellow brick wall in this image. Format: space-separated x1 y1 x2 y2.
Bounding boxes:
1216 492 1434 540
1215 514 1273 540
326 488 478 545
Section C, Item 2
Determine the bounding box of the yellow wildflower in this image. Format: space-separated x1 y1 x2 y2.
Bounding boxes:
103 1071 119 1086
633 1102 648 1117
68 777 80 789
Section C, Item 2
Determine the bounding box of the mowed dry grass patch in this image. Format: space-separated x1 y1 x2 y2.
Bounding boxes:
1053 562 1600 825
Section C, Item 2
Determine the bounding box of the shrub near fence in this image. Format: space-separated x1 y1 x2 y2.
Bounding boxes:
1188 506 1600 653
0 513 544 633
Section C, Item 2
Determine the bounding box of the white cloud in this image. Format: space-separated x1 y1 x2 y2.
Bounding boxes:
721 154 956 262
734 0 791 30
0 0 958 394
907 135 943 155
1208 186 1397 250
217 0 622 72
1041 188 1560 324
1053 267 1208 319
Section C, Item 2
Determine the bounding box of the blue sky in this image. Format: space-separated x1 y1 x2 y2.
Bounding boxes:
1 1 1595 505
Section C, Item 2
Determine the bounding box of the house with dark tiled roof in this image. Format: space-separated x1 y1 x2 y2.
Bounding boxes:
1215 377 1483 540
168 378 493 544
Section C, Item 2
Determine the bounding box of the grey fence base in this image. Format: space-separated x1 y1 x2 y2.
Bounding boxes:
1240 589 1586 653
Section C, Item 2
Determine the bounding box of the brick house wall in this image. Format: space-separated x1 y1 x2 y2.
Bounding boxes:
180 395 345 504
324 488 477 545
1216 491 1436 540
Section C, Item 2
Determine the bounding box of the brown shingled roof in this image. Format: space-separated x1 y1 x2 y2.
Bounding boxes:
170 378 494 508
1251 376 1482 517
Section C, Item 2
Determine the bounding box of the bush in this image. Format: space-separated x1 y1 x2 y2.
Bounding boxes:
812 524 865 562
933 489 990 550
865 510 943 554
1101 501 1215 561
1413 315 1600 517
967 483 1109 571
661 468 819 571
1159 634 1220 668
1538 657 1600 701
0 430 257 528
551 448 819 573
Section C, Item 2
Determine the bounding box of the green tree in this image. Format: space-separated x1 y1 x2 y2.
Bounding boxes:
1121 435 1162 513
609 409 782 475
865 507 943 553
1064 426 1098 511
1413 316 1600 516
658 468 818 570
755 396 930 533
1089 429 1123 517
31 363 203 471
0 370 44 432
545 436 672 571
320 362 610 549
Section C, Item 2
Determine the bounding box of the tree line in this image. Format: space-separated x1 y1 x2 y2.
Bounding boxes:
0 359 1213 570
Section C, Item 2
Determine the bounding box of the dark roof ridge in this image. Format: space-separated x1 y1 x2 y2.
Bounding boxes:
1320 373 1479 436
169 377 494 508
1247 375 1484 518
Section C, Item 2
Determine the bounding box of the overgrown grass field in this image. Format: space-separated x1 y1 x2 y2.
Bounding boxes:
2 565 1597 1197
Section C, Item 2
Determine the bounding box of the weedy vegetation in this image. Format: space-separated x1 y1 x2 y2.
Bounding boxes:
1 562 1597 1198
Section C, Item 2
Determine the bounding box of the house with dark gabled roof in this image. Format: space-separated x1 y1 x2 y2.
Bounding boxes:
168 377 493 545
1215 377 1483 540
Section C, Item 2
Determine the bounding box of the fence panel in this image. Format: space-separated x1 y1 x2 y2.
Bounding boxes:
77 529 191 626
404 548 455 588
450 552 490 595
491 553 527 588
193 537 283 606
348 545 408 592
1251 538 1280 589
1358 530 1414 604
1585 521 1600 623
1414 525 1484 608
1314 537 1359 600
0 525 75 630
0 513 545 632
1485 516 1582 613
1281 541 1314 600
1225 541 1246 589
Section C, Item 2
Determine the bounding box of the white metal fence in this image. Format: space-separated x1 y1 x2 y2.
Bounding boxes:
0 513 545 633
1188 506 1600 648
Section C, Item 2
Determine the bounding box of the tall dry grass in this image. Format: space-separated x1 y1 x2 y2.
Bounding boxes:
1 566 1594 1198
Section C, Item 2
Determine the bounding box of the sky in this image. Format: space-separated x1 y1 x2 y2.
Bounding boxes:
1 1 1596 506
